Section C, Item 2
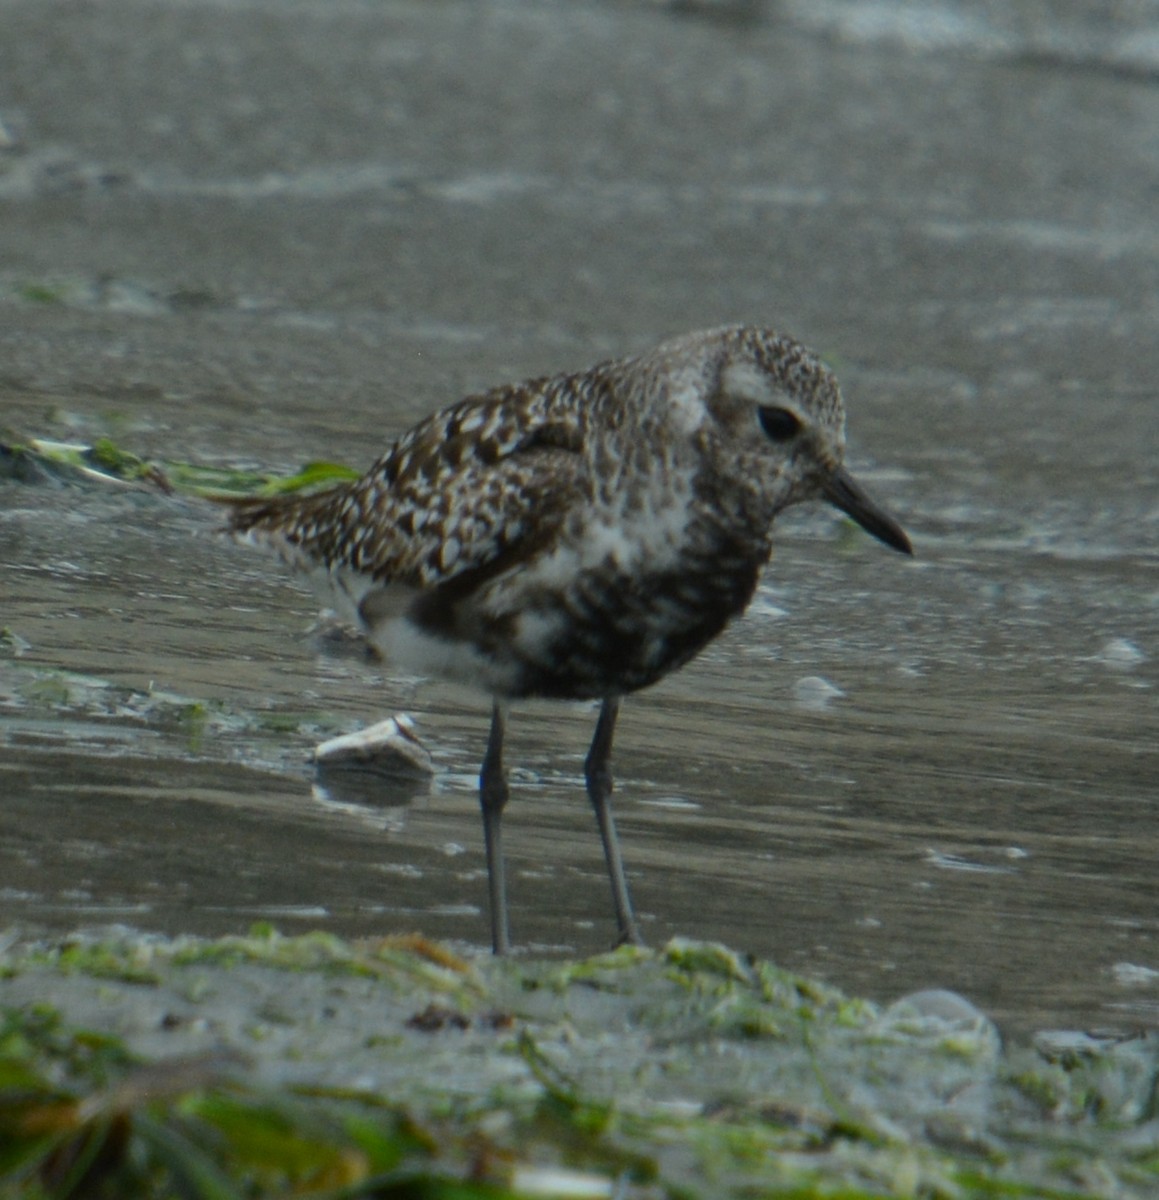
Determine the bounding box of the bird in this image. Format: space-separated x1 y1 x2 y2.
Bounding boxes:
224 326 913 954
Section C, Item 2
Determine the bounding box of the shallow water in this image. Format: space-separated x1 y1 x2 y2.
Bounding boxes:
2 0 1157 1037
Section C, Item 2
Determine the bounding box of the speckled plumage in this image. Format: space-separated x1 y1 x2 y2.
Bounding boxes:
226 326 912 952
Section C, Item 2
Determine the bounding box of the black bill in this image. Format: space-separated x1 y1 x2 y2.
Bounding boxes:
821 466 913 555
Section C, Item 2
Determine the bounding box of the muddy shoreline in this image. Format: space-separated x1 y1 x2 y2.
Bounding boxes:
3 926 1157 1198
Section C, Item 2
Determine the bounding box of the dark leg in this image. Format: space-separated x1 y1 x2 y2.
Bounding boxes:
479 701 512 955
584 697 644 947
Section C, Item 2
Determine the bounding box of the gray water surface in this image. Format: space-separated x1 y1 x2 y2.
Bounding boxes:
1 0 1157 1037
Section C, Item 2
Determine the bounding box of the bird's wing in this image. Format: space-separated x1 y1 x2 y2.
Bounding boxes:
227 376 590 593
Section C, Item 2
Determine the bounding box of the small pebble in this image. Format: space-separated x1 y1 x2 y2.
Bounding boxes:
792 675 845 711
1095 637 1145 671
313 714 434 776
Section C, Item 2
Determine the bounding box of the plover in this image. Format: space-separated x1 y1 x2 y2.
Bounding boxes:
226 326 912 953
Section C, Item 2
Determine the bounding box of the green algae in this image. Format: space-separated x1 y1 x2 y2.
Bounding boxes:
168 926 380 976
0 432 359 499
16 940 164 989
0 659 338 763
0 1007 501 1199
1 931 1156 1198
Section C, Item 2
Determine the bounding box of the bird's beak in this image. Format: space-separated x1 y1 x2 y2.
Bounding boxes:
820 466 913 555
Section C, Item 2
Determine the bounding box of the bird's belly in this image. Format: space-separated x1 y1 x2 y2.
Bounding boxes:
360 546 764 701
475 559 762 700
366 598 702 700
370 615 523 695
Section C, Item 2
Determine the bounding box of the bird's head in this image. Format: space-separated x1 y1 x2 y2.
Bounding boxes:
645 326 912 555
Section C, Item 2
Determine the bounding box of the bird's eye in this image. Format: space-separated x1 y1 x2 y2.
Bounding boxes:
758 406 801 443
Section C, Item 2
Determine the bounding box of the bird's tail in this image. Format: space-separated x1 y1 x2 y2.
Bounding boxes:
214 485 351 565
222 488 326 533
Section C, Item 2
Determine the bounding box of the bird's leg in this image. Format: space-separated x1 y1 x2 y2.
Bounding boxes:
479 700 512 955
584 697 644 947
